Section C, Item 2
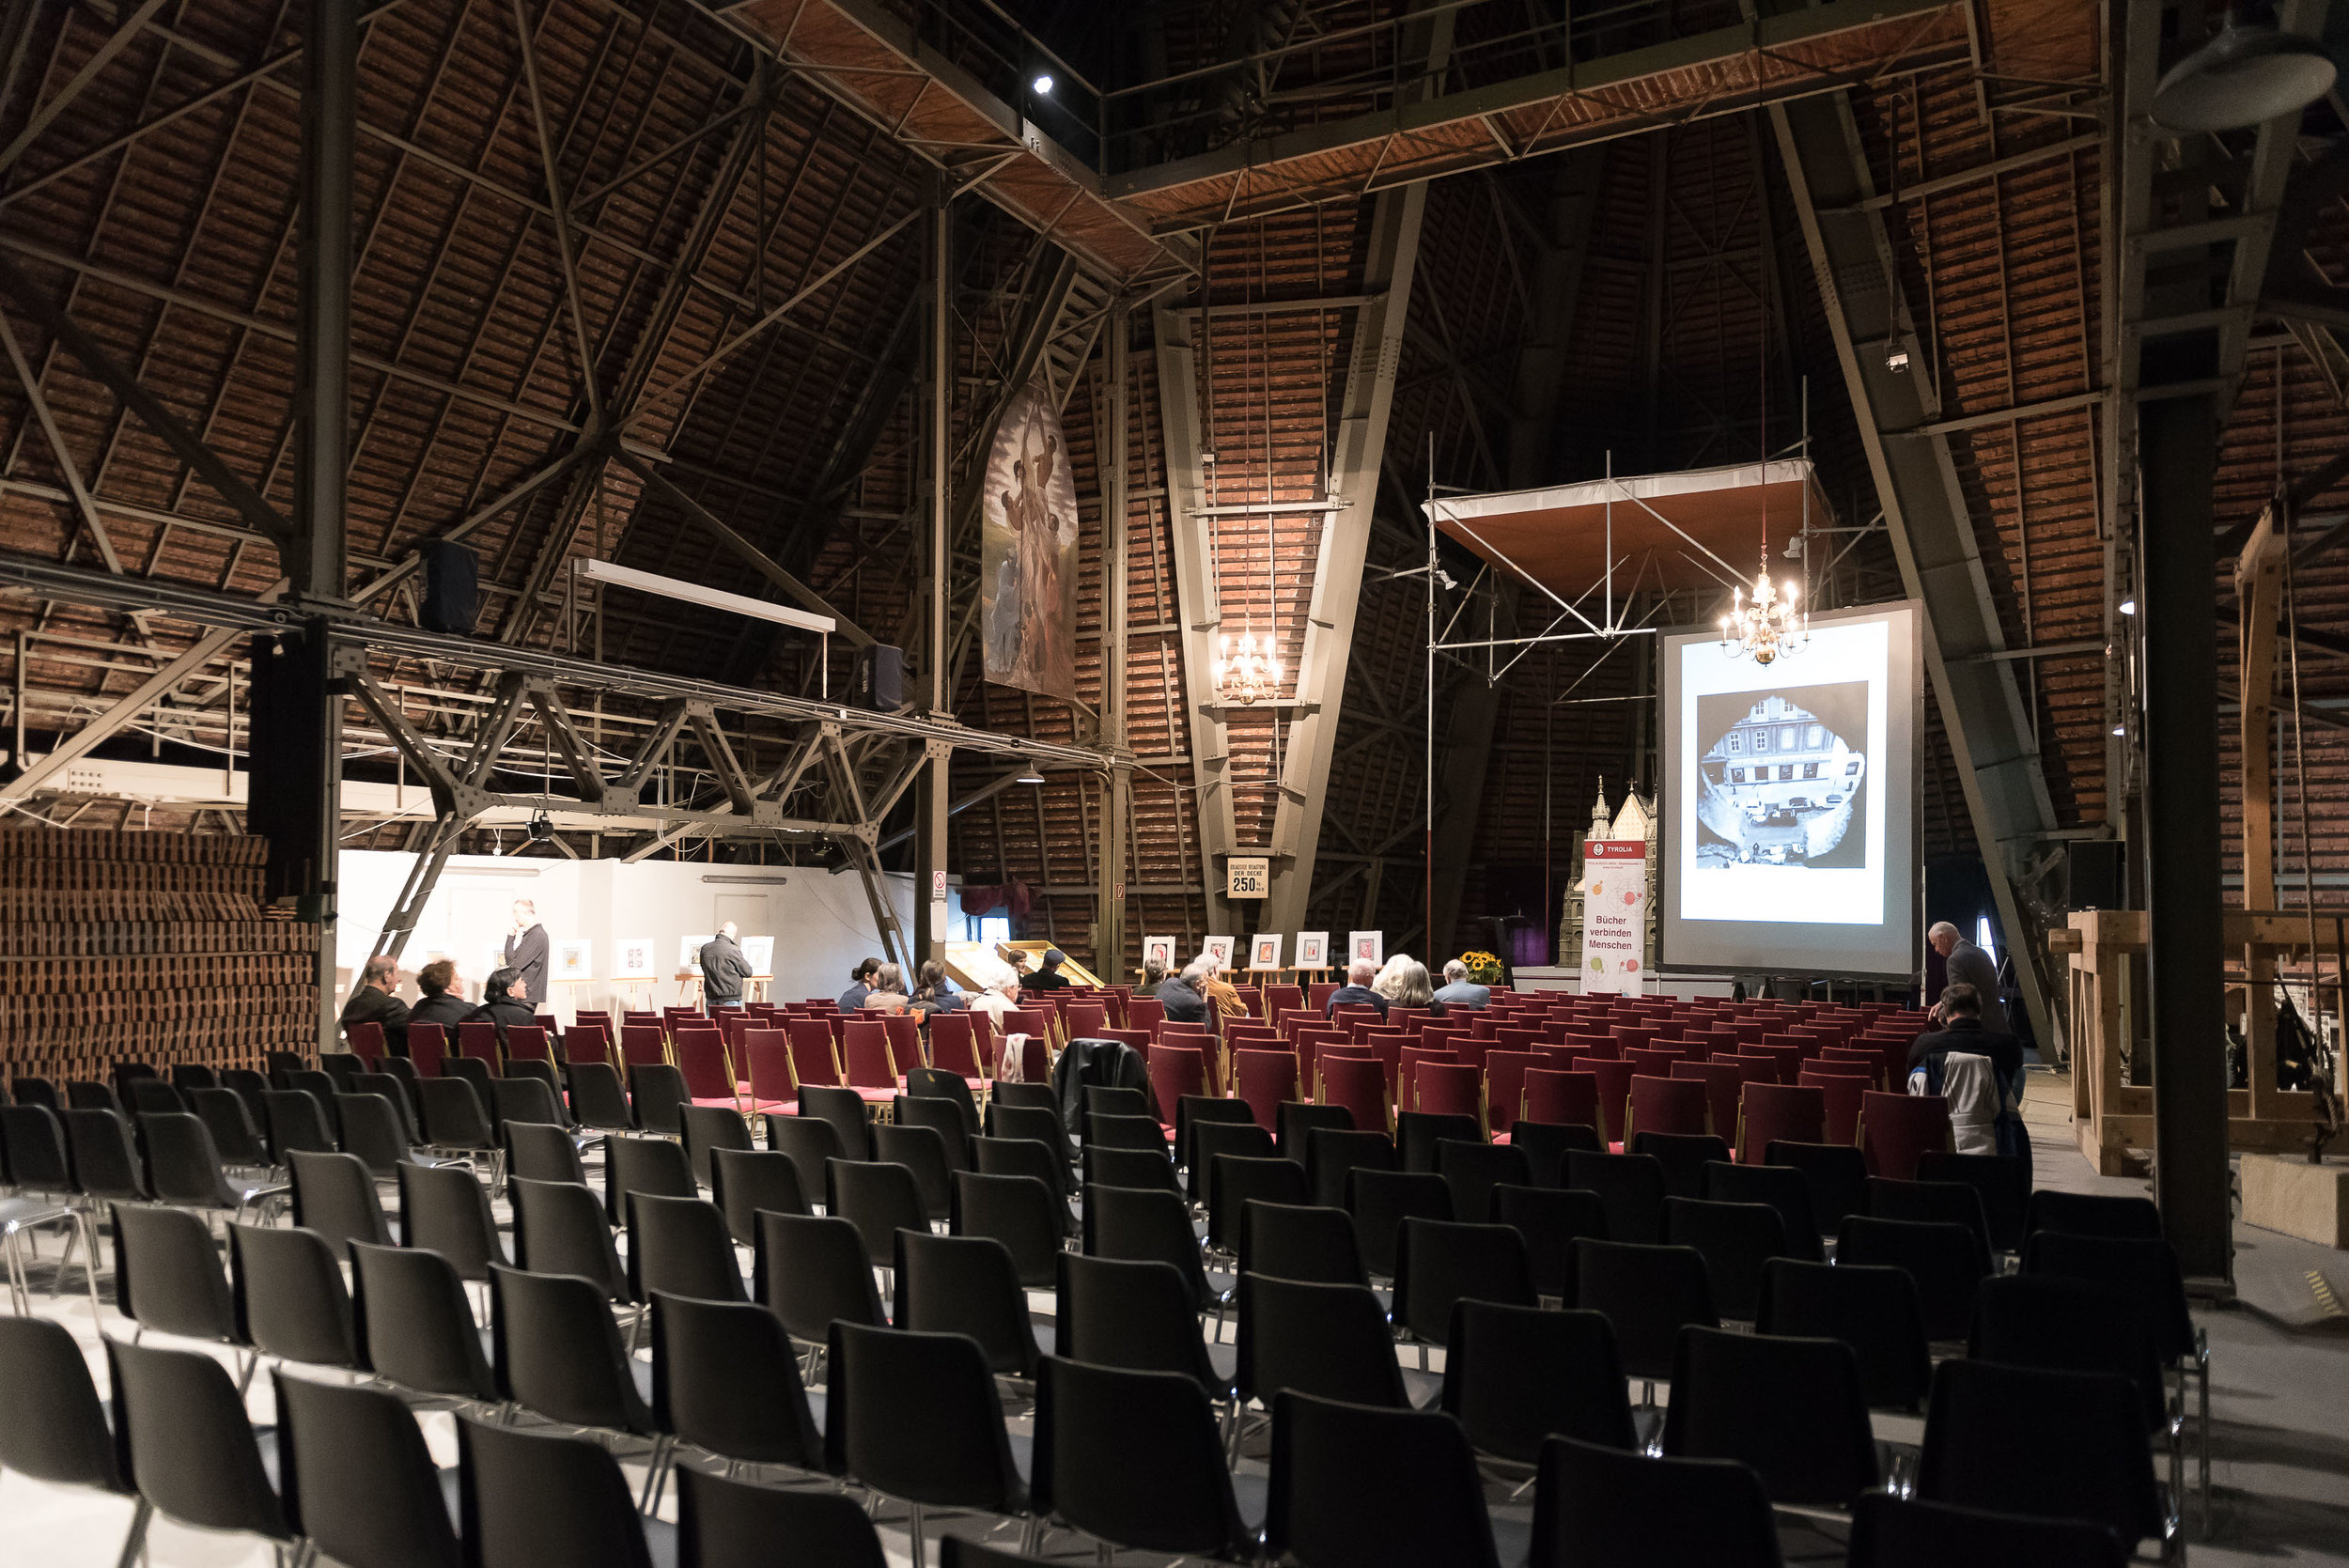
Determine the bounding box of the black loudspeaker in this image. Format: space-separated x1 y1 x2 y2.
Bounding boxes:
2063 840 2124 911
417 539 479 634
853 644 904 711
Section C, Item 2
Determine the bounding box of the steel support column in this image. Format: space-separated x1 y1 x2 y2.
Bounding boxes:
2138 394 2232 1281
288 0 354 605
913 195 955 968
1769 92 2059 1051
1096 301 1133 971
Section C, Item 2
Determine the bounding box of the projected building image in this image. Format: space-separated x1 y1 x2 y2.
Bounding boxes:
1694 691 1869 869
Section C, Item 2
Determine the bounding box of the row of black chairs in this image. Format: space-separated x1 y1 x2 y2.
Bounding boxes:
0 1301 2146 1568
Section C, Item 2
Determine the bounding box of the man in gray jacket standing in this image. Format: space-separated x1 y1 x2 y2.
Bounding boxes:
1928 921 2010 1035
699 922 755 1009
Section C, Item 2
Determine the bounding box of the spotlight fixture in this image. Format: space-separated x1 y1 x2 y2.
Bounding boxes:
1032 72 1054 95
526 809 554 844
1014 760 1046 785
2113 724 2127 737
2152 2 2335 132
1435 568 1458 591
1885 346 1910 374
1783 535 1806 559
2118 598 2137 616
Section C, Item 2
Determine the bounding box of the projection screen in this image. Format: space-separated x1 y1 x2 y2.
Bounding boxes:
1659 599 1921 979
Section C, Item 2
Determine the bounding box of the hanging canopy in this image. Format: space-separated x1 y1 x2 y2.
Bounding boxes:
1421 458 1832 598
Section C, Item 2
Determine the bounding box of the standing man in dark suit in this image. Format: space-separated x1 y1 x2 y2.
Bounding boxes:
699 923 754 1009
504 899 549 1007
1928 920 2009 1034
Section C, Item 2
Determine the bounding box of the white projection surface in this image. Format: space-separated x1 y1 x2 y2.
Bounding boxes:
1659 600 1921 979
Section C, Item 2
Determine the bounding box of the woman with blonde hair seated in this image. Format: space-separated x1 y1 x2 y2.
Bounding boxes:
861 962 911 1014
1373 953 1441 1014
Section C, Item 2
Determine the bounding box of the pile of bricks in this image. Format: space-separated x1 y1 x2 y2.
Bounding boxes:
0 827 318 1085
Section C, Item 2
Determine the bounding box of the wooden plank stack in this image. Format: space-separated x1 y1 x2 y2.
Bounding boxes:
0 826 319 1085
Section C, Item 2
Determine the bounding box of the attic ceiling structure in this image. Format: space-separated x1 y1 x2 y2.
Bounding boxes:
3 0 2349 1246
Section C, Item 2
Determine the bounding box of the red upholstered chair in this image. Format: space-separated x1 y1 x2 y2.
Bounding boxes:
1235 1049 1298 1132
1292 1030 1342 1096
1128 997 1168 1037
1266 985 1305 1017
1626 1075 1711 1140
345 1022 384 1070
743 1031 798 1114
1586 1058 1636 1146
1819 1047 1887 1088
1742 1044 1804 1084
966 1011 994 1072
623 1011 661 1027
563 1023 613 1066
1156 1032 1219 1095
999 1034 1049 1084
1521 1068 1599 1135
457 1022 503 1069
1565 1031 1618 1060
1611 1025 1657 1055
1762 1032 1812 1059
1397 1046 1457 1110
882 1014 924 1071
1306 983 1340 1010
1671 1060 1749 1149
1468 1015 1499 1041
1648 1020 1685 1042
1736 1081 1826 1162
405 1021 446 1079
1104 1027 1155 1055
1858 1091 1952 1180
1799 1071 1868 1145
619 1025 667 1069
929 1014 987 1087
1319 1055 1390 1136
1482 1050 1544 1139
1625 1047 1683 1079
505 1025 553 1064
1494 1027 1545 1057
674 1029 739 1109
1416 1062 1486 1131
839 1021 901 1103
785 1018 845 1092
1146 1046 1207 1128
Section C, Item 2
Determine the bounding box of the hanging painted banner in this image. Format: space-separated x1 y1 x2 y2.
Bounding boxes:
981 380 1080 700
1579 839 1650 996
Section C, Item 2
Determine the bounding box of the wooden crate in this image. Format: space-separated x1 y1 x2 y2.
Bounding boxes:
2052 908 2341 1175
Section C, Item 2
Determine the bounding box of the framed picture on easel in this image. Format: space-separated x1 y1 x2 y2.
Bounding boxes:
1294 931 1329 970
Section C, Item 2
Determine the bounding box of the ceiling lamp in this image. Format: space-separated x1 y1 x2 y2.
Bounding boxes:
2152 3 2335 132
1014 759 1046 785
1213 627 1283 705
526 809 555 844
1719 564 1808 667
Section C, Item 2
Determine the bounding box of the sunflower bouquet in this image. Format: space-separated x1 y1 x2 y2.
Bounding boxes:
1458 950 1504 986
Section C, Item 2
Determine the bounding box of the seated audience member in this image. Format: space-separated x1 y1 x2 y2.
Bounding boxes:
462 967 536 1048
1157 962 1211 1026
862 963 911 1014
1199 954 1246 1021
1141 957 1169 991
408 959 471 1031
839 957 880 1012
966 970 1021 1029
1432 958 1490 1010
340 955 411 1053
1374 954 1441 1016
1908 981 2029 1159
1003 949 1034 987
909 960 957 1017
1026 948 1073 991
1324 959 1390 1019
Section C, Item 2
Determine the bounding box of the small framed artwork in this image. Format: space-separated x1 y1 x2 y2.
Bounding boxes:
553 939 593 981
614 939 657 981
1249 933 1283 970
1143 935 1177 970
1202 935 1236 970
1348 930 1384 967
1294 932 1329 969
741 935 774 976
679 935 713 975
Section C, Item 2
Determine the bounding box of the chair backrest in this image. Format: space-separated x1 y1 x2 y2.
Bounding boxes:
288 1148 393 1257
840 1019 898 1089
0 1314 123 1491
1915 1358 2167 1548
627 1191 746 1305
1569 1237 1719 1382
823 1321 1025 1513
604 1133 698 1227
1392 1216 1537 1344
754 1210 887 1344
1529 1433 1782 1568
673 1029 738 1103
1082 1181 1215 1308
107 1336 290 1542
1627 1074 1711 1139
1661 1325 1879 1505
456 1021 502 1064
1237 1271 1409 1408
1435 1138 1530 1225
67 1107 147 1199
397 1159 509 1281
1441 1301 1636 1462
627 1063 688 1135
1844 1490 2129 1568
827 1156 931 1267
272 1371 459 1568
1859 1090 1952 1180
1754 1256 1930 1411
649 1292 825 1472
1267 1388 1501 1568
1660 1196 1790 1321
680 1101 756 1186
1835 1214 1992 1342
1319 1054 1390 1136
508 1176 629 1301
1033 1356 1252 1560
2022 1189 2163 1242
456 1417 656 1568
619 1024 668 1069
350 1242 500 1402
112 1200 236 1343
1345 1166 1453 1280
1521 1069 1599 1138
489 1264 655 1434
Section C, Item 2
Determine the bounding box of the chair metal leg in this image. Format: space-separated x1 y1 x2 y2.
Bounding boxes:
114 1498 153 1568
907 1501 926 1568
637 1435 675 1514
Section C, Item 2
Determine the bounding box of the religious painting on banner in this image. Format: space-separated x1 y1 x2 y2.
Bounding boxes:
981 380 1081 699
1579 839 1649 995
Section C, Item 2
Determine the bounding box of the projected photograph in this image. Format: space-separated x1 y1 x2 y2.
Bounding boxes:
1692 683 1870 872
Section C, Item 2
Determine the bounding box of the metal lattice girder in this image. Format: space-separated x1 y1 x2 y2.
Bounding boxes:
1768 91 2060 1050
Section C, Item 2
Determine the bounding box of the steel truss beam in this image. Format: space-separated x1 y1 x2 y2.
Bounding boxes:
1768 85 2060 1053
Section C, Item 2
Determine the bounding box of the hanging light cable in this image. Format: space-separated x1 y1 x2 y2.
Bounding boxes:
1719 289 1807 666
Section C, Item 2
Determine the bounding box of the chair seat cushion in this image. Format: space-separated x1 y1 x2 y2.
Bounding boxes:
691 1095 741 1110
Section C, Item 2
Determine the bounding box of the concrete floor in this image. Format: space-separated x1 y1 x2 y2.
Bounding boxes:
5 1080 2345 1567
